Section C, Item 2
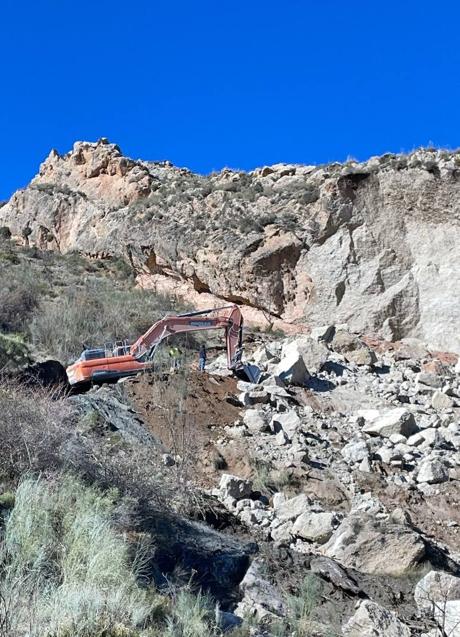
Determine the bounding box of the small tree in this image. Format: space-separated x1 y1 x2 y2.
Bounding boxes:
0 226 11 241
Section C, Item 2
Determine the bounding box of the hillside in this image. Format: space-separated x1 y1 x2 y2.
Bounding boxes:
1 139 459 351
1 145 460 636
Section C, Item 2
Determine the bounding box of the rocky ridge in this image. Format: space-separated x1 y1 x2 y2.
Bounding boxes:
1 139 460 351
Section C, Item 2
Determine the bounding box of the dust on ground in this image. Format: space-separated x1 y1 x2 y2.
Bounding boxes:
125 369 253 486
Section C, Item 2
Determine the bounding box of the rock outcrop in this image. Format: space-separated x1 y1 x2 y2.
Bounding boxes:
1 140 460 351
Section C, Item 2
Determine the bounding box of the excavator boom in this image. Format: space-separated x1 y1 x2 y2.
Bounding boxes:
66 304 245 387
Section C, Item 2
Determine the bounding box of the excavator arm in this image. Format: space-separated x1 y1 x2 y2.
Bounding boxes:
130 304 244 369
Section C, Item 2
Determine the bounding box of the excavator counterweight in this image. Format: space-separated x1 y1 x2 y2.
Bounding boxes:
66 304 251 387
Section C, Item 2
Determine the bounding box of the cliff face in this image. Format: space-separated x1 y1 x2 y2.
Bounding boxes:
1 139 459 351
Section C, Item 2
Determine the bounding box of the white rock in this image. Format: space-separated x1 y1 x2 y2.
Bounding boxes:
275 494 311 522
274 341 310 385
416 372 443 389
270 520 293 543
219 474 253 500
292 511 338 544
362 408 418 438
243 409 268 433
432 391 454 410
375 446 402 464
343 600 411 637
417 458 449 484
274 429 289 446
407 432 425 447
272 493 286 509
415 570 460 616
389 433 407 445
310 325 335 342
341 439 369 464
442 600 460 636
270 410 301 438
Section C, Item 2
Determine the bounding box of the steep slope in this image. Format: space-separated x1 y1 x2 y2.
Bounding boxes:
1 139 459 351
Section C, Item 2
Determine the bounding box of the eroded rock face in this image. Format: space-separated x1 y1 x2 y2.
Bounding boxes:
2 141 460 350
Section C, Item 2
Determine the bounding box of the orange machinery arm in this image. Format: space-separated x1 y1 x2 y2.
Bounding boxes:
130 304 244 369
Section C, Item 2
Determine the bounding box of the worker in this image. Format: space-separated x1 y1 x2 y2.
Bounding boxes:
169 345 181 371
199 343 207 372
22 222 32 247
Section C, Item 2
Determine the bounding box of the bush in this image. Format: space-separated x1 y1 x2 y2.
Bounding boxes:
0 263 44 333
0 383 69 482
31 279 182 364
0 475 158 636
0 333 31 371
0 226 11 240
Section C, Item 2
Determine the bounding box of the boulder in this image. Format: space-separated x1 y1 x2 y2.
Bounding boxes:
270 410 302 438
331 330 377 366
341 439 369 464
219 474 253 501
310 325 335 343
343 600 411 637
243 409 268 433
239 389 270 407
416 372 443 389
270 520 293 543
432 390 454 410
287 335 330 374
292 511 338 544
416 458 449 484
274 341 310 385
322 516 425 576
235 560 285 619
415 570 460 616
362 408 418 438
275 494 311 522
441 600 460 636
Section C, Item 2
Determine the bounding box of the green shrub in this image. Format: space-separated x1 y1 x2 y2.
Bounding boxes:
0 263 44 333
0 333 31 370
0 491 15 509
0 226 11 240
31 279 183 364
0 475 158 636
164 588 216 637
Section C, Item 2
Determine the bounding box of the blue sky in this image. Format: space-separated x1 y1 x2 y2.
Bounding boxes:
1 0 459 199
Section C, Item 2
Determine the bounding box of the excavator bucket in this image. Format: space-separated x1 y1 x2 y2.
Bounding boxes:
236 363 261 384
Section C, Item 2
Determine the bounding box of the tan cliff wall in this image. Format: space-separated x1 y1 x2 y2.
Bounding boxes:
1 139 459 351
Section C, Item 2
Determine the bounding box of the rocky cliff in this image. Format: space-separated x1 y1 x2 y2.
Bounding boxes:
2 139 459 351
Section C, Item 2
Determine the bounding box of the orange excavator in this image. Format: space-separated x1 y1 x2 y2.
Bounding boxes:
66 304 254 388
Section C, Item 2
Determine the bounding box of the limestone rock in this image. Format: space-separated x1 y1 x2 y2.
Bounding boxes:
270 410 301 438
343 600 411 637
431 390 454 410
275 341 310 385
331 330 377 366
275 494 311 522
341 439 369 464
322 516 425 576
310 325 335 343
416 458 449 484
292 511 338 544
243 409 268 433
442 601 460 636
219 474 253 501
362 408 418 438
415 570 460 616
235 560 285 619
2 144 460 351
